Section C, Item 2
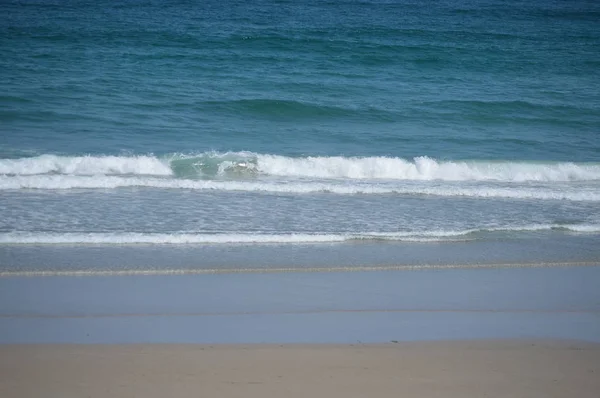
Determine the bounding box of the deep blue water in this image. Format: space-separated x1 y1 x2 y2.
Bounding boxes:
1 0 599 264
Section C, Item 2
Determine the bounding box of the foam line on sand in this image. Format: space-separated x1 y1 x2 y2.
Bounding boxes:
1 261 597 277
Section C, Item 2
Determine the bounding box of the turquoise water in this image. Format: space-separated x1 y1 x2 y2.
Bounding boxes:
3 0 600 159
1 0 599 262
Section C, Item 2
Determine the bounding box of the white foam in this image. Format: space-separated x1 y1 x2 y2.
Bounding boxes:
0 225 598 245
0 231 466 245
2 153 600 182
1 175 598 201
565 224 600 232
0 154 172 176
0 232 348 244
256 154 600 182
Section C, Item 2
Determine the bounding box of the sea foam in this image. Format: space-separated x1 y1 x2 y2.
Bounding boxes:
0 154 172 176
1 225 598 244
1 175 599 201
1 152 600 182
255 154 600 182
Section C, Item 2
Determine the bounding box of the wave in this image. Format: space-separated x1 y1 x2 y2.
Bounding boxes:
200 99 395 121
253 154 600 182
2 152 600 182
427 99 597 114
2 175 599 200
0 154 172 176
1 225 598 245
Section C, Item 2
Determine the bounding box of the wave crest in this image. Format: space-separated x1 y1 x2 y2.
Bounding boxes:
1 152 600 182
0 154 172 176
256 154 600 181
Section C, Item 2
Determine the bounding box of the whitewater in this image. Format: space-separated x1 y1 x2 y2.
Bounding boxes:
1 152 599 250
2 152 600 182
1 153 599 204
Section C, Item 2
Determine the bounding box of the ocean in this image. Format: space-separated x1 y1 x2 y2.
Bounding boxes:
1 0 599 274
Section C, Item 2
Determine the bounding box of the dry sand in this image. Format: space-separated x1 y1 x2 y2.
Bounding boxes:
1 340 599 398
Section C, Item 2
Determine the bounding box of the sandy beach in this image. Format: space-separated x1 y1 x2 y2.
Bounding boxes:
2 340 599 398
1 265 599 397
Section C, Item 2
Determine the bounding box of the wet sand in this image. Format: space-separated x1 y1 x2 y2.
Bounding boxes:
2 265 600 344
1 265 599 397
2 340 599 398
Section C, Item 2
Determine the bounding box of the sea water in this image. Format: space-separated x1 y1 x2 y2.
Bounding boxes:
1 0 599 273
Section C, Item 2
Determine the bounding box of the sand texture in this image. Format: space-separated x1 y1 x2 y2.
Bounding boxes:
1 340 599 398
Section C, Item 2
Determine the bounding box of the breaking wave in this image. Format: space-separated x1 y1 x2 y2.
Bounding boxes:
1 152 600 182
254 154 600 182
0 154 172 176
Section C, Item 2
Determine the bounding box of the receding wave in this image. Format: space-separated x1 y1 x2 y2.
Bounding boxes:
1 225 598 245
2 152 600 182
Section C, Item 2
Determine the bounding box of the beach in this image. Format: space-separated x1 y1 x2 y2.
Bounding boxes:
2 264 600 397
3 341 600 398
2 0 600 395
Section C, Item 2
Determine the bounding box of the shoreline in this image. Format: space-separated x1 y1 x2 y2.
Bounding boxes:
2 266 599 396
2 340 599 398
1 259 599 278
2 234 599 275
